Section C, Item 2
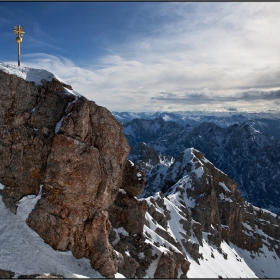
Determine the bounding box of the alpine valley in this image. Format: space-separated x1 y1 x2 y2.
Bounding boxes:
0 62 280 279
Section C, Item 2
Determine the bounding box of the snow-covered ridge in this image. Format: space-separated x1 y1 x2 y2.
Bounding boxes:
141 148 280 278
0 62 81 97
0 191 103 278
143 191 280 278
0 62 81 136
0 62 59 85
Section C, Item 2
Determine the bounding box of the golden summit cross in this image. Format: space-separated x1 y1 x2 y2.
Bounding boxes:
13 25 25 66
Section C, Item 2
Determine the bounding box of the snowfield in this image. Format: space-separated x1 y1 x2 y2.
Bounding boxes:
0 191 103 278
143 190 280 278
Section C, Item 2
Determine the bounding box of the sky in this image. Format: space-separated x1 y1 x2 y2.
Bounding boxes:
0 2 280 113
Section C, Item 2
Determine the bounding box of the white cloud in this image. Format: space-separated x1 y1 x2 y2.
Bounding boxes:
9 3 280 113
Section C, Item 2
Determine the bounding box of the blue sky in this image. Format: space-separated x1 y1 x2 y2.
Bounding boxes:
1 2 280 113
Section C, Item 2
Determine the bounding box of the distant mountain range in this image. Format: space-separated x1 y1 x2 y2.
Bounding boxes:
113 111 280 139
113 112 280 215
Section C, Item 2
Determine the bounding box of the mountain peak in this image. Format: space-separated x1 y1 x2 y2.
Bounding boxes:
0 62 58 86
0 67 132 277
0 62 80 97
141 147 280 278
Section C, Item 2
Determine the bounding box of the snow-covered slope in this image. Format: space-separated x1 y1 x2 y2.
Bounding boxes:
0 62 81 97
0 62 59 86
0 183 103 278
141 148 280 278
144 193 280 278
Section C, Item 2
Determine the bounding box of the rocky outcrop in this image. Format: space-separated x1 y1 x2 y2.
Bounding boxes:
0 71 73 213
154 251 190 279
108 164 149 278
0 268 14 279
128 142 174 174
109 191 147 235
26 96 130 277
188 149 280 255
0 70 131 277
121 159 146 197
142 147 280 273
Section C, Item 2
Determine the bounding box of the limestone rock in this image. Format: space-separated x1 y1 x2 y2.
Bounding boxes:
141 147 280 277
109 227 155 278
0 71 71 213
154 251 190 278
0 70 131 277
121 159 145 196
109 191 148 235
26 95 129 277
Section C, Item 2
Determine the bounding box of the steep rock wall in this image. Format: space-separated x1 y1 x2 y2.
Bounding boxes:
0 70 132 277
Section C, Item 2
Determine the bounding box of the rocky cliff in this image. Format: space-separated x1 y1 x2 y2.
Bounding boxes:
0 67 142 277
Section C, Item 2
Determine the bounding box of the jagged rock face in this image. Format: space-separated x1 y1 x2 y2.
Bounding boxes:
0 70 73 213
27 97 130 277
109 191 148 235
129 142 160 172
108 173 149 278
129 142 174 173
0 70 131 277
108 170 190 278
121 159 146 197
142 148 280 272
154 251 190 279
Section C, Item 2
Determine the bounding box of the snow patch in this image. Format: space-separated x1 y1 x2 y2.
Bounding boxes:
114 272 125 278
55 116 65 134
219 182 231 193
138 252 145 260
0 62 58 86
0 193 103 278
111 227 129 246
119 188 126 195
0 62 82 98
193 166 204 178
17 185 43 221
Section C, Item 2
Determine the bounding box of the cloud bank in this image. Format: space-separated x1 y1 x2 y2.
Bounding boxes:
15 3 280 112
